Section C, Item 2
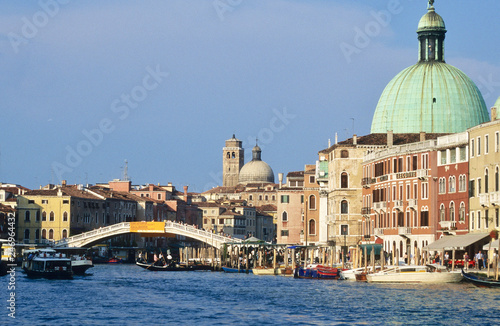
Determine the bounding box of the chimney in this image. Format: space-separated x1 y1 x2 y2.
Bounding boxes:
183 186 188 202
387 130 393 147
492 107 497 121
278 173 283 189
335 133 338 145
353 134 357 145
328 138 331 148
420 131 426 142
62 180 67 186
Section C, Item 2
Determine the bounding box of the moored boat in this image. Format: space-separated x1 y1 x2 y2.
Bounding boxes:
462 270 500 288
23 249 72 279
294 265 341 279
221 266 252 273
252 266 278 275
366 264 462 283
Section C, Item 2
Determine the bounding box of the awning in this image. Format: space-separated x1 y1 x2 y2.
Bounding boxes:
425 233 490 251
483 239 499 251
359 244 383 255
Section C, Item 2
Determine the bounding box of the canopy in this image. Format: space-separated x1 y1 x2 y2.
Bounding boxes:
359 244 383 255
483 239 499 251
425 233 490 251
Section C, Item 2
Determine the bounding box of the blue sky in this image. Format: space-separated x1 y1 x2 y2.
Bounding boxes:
1 0 499 192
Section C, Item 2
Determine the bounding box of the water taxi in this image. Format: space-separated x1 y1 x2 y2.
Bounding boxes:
366 264 462 283
55 247 94 275
23 249 73 279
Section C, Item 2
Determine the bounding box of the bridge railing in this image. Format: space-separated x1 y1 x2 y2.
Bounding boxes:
53 222 130 247
165 221 241 244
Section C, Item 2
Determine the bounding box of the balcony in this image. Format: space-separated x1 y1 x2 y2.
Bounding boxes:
361 207 371 215
416 169 429 180
480 193 490 207
490 192 500 206
398 227 412 236
373 228 384 236
379 175 389 182
373 202 387 212
363 234 371 240
439 220 456 230
394 200 404 211
408 199 418 210
362 177 376 187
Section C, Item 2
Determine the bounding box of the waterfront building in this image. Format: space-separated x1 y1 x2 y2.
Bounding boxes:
0 203 15 240
276 171 304 244
468 101 500 234
303 165 320 245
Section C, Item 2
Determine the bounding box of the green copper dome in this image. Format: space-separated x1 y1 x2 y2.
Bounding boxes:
370 2 489 134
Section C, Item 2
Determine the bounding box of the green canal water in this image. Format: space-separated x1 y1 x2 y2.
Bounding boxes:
2 264 500 325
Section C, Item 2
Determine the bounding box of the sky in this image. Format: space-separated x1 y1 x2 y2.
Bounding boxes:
1 0 499 193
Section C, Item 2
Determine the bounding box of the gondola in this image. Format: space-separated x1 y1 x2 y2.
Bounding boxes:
462 270 500 288
136 261 212 271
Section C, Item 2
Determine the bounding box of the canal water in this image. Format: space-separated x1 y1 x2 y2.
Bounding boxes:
2 264 500 325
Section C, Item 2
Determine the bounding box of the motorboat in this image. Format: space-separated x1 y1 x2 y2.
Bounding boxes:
366 264 462 283
23 249 72 279
252 266 278 275
55 247 94 275
221 266 252 273
294 264 341 279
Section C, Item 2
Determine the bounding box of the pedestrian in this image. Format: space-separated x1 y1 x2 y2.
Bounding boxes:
464 252 469 270
434 252 440 265
477 251 483 270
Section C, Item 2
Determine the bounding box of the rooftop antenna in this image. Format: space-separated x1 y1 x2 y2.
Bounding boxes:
123 159 129 181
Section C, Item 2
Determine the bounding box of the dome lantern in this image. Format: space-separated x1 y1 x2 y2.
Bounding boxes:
417 0 446 62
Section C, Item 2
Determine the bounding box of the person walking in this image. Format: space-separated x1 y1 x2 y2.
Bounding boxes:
464 252 469 271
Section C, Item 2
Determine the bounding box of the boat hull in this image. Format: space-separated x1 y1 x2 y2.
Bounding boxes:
462 271 500 288
221 267 252 273
252 268 278 275
367 266 463 283
26 269 73 280
71 260 94 275
136 262 212 271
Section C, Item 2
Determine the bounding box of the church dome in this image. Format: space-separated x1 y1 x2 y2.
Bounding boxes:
238 145 275 184
370 2 489 134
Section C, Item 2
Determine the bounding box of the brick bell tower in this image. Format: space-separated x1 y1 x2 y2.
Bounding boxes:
222 134 244 187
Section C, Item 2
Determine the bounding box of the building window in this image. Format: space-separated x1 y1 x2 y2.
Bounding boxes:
485 135 489 154
272 195 275 201
35 229 40 241
471 212 475 229
485 210 489 229
471 139 475 157
309 175 315 184
485 169 489 193
459 202 465 222
496 167 499 192
36 210 40 222
50 211 55 222
49 229 54 240
280 195 289 203
440 150 447 165
459 147 467 161
439 204 445 222
459 175 466 192
422 182 428 199
449 176 456 193
24 229 30 241
439 178 446 194
477 137 481 156
25 211 30 222
309 195 316 210
340 224 349 235
259 195 263 201
422 154 428 169
42 211 47 221
42 199 48 204
478 178 482 195
420 210 429 227
496 132 499 152
341 200 348 214
341 172 348 189
282 211 288 221
469 180 475 198
308 219 316 235
62 229 68 239
249 195 253 201
496 208 499 228
449 202 455 221
63 211 68 222
341 150 349 158
281 230 289 237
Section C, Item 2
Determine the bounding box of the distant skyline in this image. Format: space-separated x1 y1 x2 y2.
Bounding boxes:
1 0 499 192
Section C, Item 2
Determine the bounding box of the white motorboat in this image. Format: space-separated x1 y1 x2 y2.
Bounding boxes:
366 264 462 283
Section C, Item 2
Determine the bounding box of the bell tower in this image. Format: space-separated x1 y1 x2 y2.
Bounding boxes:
223 134 244 187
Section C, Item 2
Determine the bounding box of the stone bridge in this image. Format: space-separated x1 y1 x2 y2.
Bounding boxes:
52 221 241 248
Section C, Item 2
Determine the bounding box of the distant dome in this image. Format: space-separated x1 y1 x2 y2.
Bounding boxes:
238 145 274 184
371 3 489 133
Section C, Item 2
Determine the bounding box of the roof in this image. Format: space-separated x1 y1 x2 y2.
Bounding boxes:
287 171 304 178
0 203 15 213
425 233 490 250
25 186 102 200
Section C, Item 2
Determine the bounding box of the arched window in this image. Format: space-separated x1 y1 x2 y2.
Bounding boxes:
232 152 235 159
49 229 54 239
449 202 455 221
439 204 445 221
439 178 446 194
341 200 348 214
24 229 30 241
449 176 456 193
63 211 68 222
265 195 268 201
226 152 230 159
308 219 316 235
282 211 288 221
35 229 40 241
341 150 349 158
496 167 499 192
459 202 465 221
62 229 68 239
341 173 348 189
249 195 253 201
42 229 47 239
25 211 30 221
42 211 47 221
309 195 316 210
49 211 55 221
